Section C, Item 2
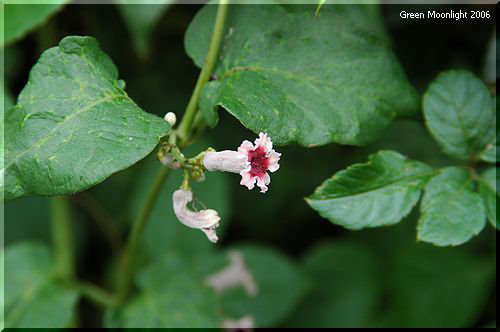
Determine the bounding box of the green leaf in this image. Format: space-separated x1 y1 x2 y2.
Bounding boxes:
2 1 67 46
306 150 435 230
105 254 222 328
479 96 498 163
3 242 79 328
390 244 495 327
478 167 498 229
418 167 486 246
215 245 308 327
2 36 170 201
287 241 380 328
115 0 173 58
185 4 418 147
423 70 495 160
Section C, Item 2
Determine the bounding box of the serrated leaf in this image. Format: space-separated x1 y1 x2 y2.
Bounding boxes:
115 0 173 58
2 1 67 46
479 96 498 163
306 150 435 230
105 255 222 328
478 167 498 229
423 70 495 160
185 4 418 146
2 36 170 201
3 242 79 328
418 167 486 246
390 244 495 327
214 245 308 327
287 241 380 328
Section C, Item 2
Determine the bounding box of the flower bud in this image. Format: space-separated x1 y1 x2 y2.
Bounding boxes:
164 112 177 127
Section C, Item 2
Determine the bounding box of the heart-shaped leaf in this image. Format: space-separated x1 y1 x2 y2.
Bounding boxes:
2 36 170 201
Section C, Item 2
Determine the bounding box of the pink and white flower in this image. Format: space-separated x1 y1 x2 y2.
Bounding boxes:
238 132 281 193
203 132 281 193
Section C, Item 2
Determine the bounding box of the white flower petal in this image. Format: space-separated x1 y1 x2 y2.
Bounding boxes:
201 226 219 243
254 132 272 152
237 140 254 155
240 171 256 190
256 173 270 193
268 150 281 172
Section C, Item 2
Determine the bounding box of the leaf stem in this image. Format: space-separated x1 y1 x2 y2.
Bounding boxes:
177 0 229 144
73 281 117 307
50 196 74 281
117 166 171 303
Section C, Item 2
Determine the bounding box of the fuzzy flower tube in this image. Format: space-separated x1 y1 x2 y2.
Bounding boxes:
203 132 281 193
172 189 220 243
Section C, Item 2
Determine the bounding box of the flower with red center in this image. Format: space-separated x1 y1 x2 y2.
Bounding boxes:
238 133 281 193
203 132 281 193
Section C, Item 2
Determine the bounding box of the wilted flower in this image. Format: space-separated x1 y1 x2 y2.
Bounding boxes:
203 132 281 193
172 189 220 243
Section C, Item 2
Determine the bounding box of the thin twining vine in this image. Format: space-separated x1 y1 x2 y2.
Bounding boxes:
115 0 229 304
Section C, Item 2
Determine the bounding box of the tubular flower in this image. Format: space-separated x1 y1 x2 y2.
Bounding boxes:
172 189 220 243
203 132 281 193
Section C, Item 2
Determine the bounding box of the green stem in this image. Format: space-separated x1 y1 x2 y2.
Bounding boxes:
177 0 229 144
74 281 116 308
116 0 230 304
50 196 74 281
117 166 171 303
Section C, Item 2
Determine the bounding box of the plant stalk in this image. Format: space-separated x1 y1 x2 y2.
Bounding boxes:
50 196 74 281
74 281 117 307
117 166 170 303
177 0 229 144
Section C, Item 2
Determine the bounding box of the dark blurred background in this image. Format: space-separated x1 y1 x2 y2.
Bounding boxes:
3 2 497 328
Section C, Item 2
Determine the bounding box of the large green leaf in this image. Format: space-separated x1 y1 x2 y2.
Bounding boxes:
418 167 486 246
478 167 498 229
105 254 222 328
2 1 67 46
214 245 309 327
390 244 495 327
186 4 418 147
2 36 170 201
3 242 79 328
423 70 495 160
306 150 435 230
115 0 173 58
286 241 380 328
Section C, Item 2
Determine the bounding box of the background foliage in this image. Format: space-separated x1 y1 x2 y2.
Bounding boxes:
2 2 497 328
